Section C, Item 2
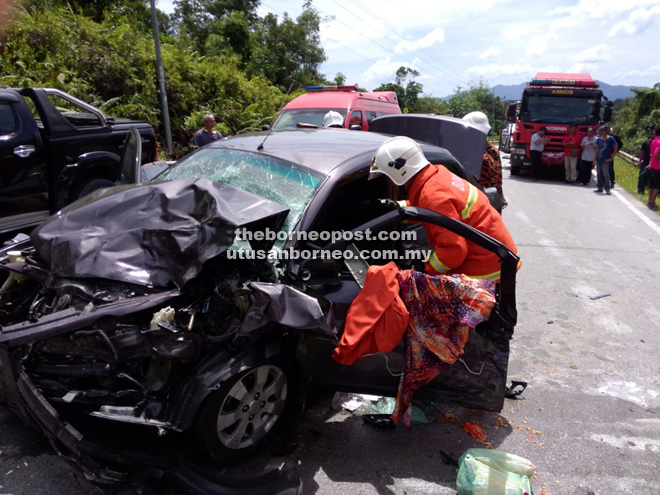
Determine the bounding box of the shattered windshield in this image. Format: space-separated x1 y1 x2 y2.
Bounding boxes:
520 96 600 124
272 108 347 130
160 149 325 246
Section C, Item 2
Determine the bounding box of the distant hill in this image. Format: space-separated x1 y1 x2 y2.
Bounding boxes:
491 81 647 101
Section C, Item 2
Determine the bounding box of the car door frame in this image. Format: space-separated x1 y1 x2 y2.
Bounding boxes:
298 201 519 411
0 90 49 236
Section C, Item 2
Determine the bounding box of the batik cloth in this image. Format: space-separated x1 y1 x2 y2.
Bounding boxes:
392 271 496 428
478 142 503 194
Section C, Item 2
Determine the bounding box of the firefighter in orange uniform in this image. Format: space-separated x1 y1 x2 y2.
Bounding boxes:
370 136 520 281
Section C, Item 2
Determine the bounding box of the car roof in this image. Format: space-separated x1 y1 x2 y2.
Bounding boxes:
283 91 397 110
207 128 467 178
210 129 391 175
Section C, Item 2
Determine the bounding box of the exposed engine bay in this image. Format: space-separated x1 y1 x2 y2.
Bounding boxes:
0 240 333 430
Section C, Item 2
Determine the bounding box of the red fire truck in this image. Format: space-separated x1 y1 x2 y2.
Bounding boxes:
508 73 613 175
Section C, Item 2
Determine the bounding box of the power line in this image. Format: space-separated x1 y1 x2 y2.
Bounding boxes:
325 38 379 65
263 1 461 92
315 3 462 88
345 0 473 84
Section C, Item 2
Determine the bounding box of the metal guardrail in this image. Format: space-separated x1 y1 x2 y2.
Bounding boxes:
618 150 639 166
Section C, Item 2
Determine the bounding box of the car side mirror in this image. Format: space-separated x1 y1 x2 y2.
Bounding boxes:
299 258 339 283
262 124 270 131
603 105 613 123
506 103 517 122
349 124 362 131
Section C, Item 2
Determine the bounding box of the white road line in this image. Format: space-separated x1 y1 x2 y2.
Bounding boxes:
611 189 660 238
591 169 660 238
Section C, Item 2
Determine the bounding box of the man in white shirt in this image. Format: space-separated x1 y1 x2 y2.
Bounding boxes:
579 127 598 186
529 126 550 182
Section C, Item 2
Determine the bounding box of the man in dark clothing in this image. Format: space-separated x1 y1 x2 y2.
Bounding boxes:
193 114 223 147
638 131 653 194
595 125 618 195
608 126 623 188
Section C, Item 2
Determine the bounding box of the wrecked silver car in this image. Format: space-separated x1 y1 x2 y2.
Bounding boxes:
0 128 518 493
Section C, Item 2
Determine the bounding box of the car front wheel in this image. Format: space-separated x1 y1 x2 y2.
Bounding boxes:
195 357 296 464
76 178 115 199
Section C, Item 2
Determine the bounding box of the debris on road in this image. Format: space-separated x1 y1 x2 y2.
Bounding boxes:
505 381 528 399
462 422 488 443
456 448 536 495
589 293 611 300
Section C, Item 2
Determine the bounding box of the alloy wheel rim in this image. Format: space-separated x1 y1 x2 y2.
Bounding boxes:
216 365 288 450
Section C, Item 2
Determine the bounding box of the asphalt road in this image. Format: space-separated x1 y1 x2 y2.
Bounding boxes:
1 155 659 494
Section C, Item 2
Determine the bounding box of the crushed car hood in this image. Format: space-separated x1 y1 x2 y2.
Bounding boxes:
31 179 289 288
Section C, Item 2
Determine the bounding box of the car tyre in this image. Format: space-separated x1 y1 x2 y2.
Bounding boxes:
76 178 115 199
195 355 297 464
510 165 521 176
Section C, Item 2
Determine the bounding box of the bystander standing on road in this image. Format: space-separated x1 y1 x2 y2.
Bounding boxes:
594 125 618 195
579 127 598 186
193 114 223 147
562 124 581 184
530 127 550 182
638 130 653 194
608 126 624 189
646 126 660 209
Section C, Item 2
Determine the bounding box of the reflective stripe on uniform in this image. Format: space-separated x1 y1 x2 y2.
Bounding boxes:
461 183 478 220
470 269 501 281
471 253 522 282
428 252 451 274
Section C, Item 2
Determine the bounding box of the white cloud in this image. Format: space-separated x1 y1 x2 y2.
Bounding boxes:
608 5 660 37
613 65 660 79
572 44 611 63
567 63 598 74
525 36 557 57
501 21 542 41
361 56 421 84
394 28 445 54
465 63 561 80
478 46 502 60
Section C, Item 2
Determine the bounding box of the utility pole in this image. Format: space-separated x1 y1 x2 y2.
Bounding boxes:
149 0 173 156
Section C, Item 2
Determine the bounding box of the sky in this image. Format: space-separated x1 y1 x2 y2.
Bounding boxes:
158 0 660 97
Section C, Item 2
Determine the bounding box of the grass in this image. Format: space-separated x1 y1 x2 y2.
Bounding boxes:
613 156 659 213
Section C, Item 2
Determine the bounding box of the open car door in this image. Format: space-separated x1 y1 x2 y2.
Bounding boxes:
117 126 142 185
308 206 518 413
368 114 487 180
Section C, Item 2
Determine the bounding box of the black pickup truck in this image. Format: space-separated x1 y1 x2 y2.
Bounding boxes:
0 88 156 236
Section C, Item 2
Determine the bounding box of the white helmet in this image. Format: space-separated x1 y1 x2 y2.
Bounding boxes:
462 111 491 133
323 111 344 128
369 136 429 186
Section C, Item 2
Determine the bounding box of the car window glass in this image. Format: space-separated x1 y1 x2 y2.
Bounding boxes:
308 174 402 267
349 110 362 126
272 108 346 130
47 94 101 127
0 102 17 135
161 148 325 247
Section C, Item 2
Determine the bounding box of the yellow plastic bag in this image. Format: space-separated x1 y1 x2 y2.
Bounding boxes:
456 449 536 495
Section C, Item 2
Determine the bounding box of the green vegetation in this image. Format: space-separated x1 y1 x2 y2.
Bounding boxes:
613 156 658 213
0 0 328 157
611 83 660 153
